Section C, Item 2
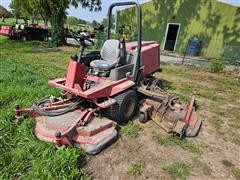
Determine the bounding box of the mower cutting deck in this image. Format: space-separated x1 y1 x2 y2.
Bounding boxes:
14 1 201 154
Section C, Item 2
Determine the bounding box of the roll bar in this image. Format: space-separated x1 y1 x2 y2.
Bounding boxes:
107 1 142 55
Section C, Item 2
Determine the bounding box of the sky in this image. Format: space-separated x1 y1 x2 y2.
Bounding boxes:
0 0 151 22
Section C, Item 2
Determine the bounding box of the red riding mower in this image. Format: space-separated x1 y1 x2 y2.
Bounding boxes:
14 2 202 154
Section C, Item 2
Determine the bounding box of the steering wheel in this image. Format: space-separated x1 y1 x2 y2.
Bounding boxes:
69 31 94 47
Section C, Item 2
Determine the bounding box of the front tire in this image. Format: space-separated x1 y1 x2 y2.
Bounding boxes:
108 90 138 123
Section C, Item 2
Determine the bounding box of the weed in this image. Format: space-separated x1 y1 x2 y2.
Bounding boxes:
194 159 212 176
222 160 234 167
127 161 144 176
210 59 226 73
233 136 240 145
163 162 190 180
121 122 141 138
209 116 223 129
153 134 201 154
232 168 240 180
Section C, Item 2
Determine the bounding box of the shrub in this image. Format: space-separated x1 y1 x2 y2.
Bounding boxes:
210 59 226 73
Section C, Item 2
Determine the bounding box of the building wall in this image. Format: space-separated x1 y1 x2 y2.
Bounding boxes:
117 0 240 61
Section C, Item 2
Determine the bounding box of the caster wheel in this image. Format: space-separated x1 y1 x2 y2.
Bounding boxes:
139 113 148 123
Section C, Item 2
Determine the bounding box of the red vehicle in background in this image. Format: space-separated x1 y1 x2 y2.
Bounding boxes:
0 24 50 41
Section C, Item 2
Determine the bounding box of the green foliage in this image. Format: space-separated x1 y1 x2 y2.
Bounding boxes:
210 59 226 73
0 5 11 18
221 159 240 180
153 135 201 154
127 161 144 176
91 20 99 29
101 14 115 28
94 32 106 50
232 169 240 180
222 160 234 167
193 159 211 176
67 16 80 25
120 122 141 139
10 0 102 46
163 162 190 180
66 16 87 26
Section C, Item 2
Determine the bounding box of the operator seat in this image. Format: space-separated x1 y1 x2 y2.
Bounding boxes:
90 39 126 71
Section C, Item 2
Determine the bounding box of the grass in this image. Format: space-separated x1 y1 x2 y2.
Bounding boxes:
0 36 88 178
120 122 141 138
153 134 201 155
0 36 240 178
221 160 240 180
232 169 240 180
193 159 212 176
163 162 190 180
127 161 145 176
156 64 240 142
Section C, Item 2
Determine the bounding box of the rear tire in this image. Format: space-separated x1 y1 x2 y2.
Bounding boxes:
108 90 138 123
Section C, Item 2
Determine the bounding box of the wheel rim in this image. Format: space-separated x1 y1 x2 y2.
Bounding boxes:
123 97 135 117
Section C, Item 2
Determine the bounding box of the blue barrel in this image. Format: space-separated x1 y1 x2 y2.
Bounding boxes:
186 40 202 56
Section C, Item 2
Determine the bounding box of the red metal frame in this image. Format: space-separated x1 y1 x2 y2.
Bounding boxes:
182 95 198 128
0 25 22 39
126 41 160 76
48 60 136 99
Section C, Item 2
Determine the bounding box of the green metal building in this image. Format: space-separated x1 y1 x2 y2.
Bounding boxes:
117 0 240 62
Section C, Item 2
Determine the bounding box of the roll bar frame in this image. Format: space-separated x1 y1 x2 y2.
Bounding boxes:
107 1 142 56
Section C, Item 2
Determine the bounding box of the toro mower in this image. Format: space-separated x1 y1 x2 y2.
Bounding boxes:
14 2 202 155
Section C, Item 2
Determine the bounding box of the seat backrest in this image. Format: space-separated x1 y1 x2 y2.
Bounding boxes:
101 39 120 63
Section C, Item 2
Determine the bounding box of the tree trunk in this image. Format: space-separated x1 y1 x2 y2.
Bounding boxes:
24 18 28 25
50 11 66 46
44 19 48 27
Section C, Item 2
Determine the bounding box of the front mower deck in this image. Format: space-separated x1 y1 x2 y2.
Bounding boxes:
34 110 117 154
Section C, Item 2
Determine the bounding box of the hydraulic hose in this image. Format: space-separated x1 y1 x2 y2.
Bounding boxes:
31 97 81 117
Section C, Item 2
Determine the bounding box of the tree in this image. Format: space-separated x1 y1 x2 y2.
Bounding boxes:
91 20 99 29
10 0 101 46
10 0 40 24
66 16 87 26
0 5 11 18
101 14 115 29
66 16 79 25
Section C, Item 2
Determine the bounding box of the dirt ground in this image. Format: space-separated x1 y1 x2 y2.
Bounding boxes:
84 65 240 180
